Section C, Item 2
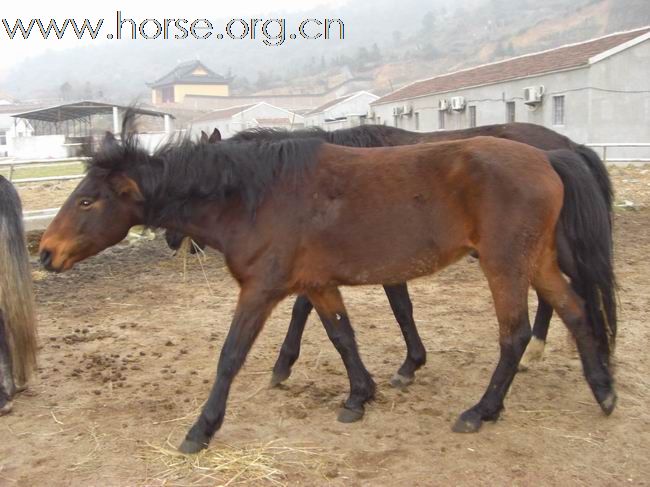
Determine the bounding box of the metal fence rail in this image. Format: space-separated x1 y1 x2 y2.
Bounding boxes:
0 157 88 184
586 143 650 165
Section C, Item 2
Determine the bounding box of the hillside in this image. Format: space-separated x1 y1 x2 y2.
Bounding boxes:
1 0 648 102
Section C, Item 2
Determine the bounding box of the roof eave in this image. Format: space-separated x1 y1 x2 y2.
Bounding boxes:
589 31 650 64
371 65 589 106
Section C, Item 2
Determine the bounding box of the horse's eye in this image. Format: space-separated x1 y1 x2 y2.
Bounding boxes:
79 199 94 208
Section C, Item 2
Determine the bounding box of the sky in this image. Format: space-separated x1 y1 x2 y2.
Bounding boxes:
0 0 350 72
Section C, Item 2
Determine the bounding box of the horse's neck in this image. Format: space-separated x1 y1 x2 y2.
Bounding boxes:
161 201 244 254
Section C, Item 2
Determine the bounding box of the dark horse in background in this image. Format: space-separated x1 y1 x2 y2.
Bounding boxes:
166 123 615 389
40 117 616 453
0 176 38 415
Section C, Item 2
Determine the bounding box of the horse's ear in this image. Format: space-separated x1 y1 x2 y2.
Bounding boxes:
200 131 209 143
110 174 144 202
209 128 222 143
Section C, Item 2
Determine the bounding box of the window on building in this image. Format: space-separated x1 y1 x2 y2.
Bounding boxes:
506 101 515 123
414 112 420 131
553 96 565 125
394 115 400 128
469 106 477 128
0 131 6 146
376 116 381 125
438 110 445 130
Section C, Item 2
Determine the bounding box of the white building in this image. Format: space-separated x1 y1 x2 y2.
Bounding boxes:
190 102 305 139
0 114 34 157
371 27 650 160
305 91 379 130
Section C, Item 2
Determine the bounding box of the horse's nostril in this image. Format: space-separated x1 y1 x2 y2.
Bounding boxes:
40 250 53 268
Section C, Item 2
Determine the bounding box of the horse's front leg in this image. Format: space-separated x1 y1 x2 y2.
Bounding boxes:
179 286 282 454
0 312 16 415
270 295 314 387
306 287 376 423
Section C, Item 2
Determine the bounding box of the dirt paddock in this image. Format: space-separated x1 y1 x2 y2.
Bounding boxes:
1 167 650 486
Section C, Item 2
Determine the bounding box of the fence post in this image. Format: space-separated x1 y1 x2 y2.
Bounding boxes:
8 164 14 182
603 145 608 164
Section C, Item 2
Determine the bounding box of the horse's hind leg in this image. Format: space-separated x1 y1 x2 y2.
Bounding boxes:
520 295 553 369
0 312 15 415
306 287 376 423
383 283 427 387
271 295 313 387
532 254 616 415
453 261 531 433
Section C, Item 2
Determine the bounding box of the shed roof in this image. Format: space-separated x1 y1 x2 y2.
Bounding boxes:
374 27 650 105
11 101 174 123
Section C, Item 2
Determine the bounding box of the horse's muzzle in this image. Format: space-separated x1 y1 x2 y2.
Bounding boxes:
39 249 57 272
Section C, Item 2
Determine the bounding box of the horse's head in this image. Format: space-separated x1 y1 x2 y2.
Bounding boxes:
39 132 146 272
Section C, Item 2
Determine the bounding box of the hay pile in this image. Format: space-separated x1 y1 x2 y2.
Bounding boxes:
142 439 333 486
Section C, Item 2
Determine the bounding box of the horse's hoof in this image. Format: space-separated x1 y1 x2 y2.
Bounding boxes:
520 337 545 370
390 373 414 388
0 401 13 416
338 406 364 423
178 438 208 454
452 410 483 433
599 391 617 416
270 369 291 388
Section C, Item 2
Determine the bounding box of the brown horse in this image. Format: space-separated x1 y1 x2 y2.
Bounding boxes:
0 176 38 415
39 120 616 453
170 123 615 389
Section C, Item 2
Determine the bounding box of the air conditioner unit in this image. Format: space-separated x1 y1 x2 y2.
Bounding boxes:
451 96 466 111
392 106 405 117
524 85 545 105
438 99 450 111
402 104 413 116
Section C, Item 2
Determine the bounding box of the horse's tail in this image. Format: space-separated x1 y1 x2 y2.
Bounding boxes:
0 176 37 384
573 144 614 214
548 150 617 363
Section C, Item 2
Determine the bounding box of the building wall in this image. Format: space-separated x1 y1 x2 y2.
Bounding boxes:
183 93 333 111
11 135 67 159
373 67 591 141
306 93 378 128
372 38 650 156
587 39 650 150
190 104 304 139
174 84 230 103
0 118 33 157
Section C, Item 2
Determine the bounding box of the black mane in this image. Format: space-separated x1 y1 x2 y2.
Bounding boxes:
231 124 413 147
87 113 323 226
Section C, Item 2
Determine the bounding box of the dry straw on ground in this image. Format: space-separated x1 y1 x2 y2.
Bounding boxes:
141 438 336 486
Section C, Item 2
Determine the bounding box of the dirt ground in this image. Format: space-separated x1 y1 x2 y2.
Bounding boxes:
1 167 650 486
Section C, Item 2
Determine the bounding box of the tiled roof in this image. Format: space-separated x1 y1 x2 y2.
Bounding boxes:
149 60 230 88
190 104 256 123
306 94 353 115
374 27 650 105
